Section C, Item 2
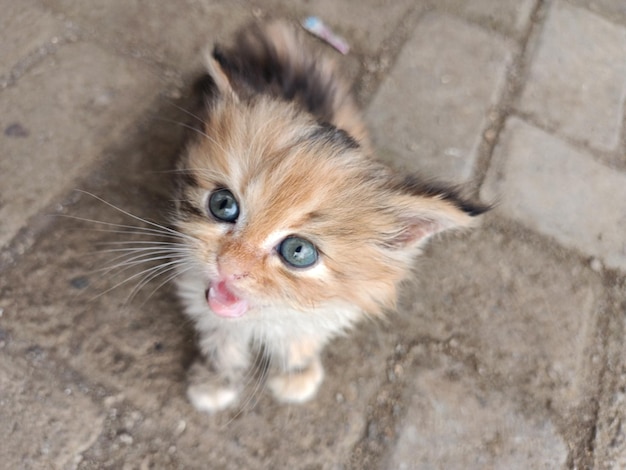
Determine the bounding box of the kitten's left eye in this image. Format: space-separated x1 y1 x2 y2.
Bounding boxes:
208 189 239 223
278 236 318 268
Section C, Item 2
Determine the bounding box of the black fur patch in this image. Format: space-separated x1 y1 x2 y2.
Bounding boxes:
212 26 339 123
193 73 219 103
308 121 360 150
396 175 490 217
178 198 204 219
178 169 200 189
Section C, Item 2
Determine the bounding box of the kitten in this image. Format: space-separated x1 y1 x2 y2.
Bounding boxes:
173 21 486 413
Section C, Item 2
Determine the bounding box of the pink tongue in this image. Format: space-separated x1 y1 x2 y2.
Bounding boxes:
207 281 249 318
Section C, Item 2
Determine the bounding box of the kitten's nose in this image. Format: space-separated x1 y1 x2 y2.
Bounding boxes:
216 258 250 281
216 240 257 281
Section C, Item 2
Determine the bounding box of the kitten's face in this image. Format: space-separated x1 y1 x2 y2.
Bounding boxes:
175 96 478 319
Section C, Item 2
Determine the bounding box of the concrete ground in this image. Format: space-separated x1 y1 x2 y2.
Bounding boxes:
1 0 625 468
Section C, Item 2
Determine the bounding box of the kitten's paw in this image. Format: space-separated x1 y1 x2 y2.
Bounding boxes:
186 358 240 413
269 359 324 404
187 383 239 413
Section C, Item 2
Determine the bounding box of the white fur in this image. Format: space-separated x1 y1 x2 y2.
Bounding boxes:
176 270 360 359
187 383 239 413
176 268 361 412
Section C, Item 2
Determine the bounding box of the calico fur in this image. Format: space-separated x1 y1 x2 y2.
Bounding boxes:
173 21 487 412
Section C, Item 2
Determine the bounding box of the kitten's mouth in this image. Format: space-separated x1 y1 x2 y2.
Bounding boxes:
207 281 249 318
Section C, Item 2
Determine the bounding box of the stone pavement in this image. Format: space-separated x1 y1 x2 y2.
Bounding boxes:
1 0 625 468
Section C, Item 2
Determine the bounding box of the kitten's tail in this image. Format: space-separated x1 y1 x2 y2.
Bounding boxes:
211 20 369 148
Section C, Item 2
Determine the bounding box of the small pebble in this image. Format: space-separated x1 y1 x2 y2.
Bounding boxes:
119 433 133 445
590 258 603 272
483 128 497 143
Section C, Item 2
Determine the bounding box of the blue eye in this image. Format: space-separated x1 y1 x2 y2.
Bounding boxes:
208 189 239 222
278 236 318 268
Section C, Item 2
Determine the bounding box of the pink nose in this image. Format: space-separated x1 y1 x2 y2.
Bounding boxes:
216 239 257 281
216 256 251 282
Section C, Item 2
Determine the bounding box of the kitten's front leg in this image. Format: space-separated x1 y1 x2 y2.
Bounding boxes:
186 329 249 413
268 338 325 404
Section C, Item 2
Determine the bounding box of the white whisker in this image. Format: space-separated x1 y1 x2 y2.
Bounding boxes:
94 249 186 272
139 264 194 306
160 98 206 125
62 215 188 241
127 260 189 303
152 117 228 156
90 257 187 301
222 345 270 428
93 246 191 256
73 190 197 242
97 240 190 248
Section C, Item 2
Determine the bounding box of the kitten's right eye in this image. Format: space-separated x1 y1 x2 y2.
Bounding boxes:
278 236 318 268
208 189 239 223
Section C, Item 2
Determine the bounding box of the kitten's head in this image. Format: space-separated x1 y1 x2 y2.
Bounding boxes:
174 58 486 320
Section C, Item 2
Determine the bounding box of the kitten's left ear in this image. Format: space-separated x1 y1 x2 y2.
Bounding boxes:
384 182 489 250
204 50 239 101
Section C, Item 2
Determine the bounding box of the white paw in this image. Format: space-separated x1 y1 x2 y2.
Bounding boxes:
187 384 239 413
268 360 324 404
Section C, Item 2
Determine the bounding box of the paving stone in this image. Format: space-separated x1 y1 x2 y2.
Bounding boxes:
41 0 256 71
592 283 626 470
0 0 66 78
568 0 626 27
78 343 380 470
0 187 193 410
518 1 626 153
398 220 604 419
0 347 104 469
367 12 512 183
385 354 568 469
266 0 419 55
482 117 626 272
0 41 162 249
434 0 535 37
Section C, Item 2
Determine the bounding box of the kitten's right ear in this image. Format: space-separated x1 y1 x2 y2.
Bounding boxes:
381 177 490 251
204 50 238 101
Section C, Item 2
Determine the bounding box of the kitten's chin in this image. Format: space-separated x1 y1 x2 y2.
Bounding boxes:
206 281 249 319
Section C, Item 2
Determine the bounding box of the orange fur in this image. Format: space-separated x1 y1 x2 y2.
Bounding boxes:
174 21 486 412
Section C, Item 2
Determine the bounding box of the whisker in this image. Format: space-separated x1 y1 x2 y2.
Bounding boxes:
222 345 270 428
92 246 192 256
240 345 266 399
61 215 187 240
89 258 187 301
73 190 197 242
127 260 188 304
97 240 189 247
138 264 194 307
160 98 206 125
152 117 228 156
93 251 185 274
